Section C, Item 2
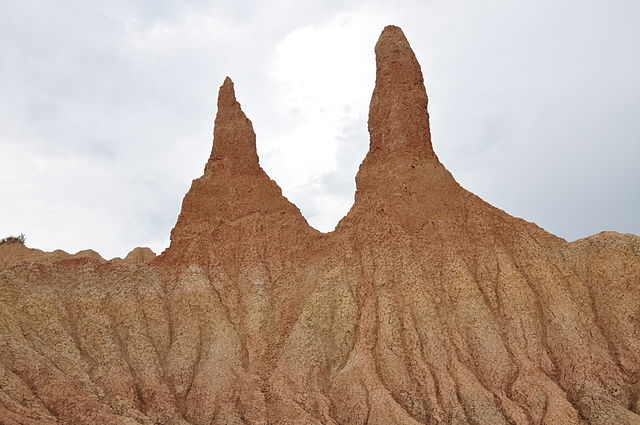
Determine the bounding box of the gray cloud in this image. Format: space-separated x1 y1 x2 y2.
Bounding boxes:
0 0 638 258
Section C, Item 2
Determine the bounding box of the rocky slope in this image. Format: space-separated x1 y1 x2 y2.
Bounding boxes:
1 26 638 425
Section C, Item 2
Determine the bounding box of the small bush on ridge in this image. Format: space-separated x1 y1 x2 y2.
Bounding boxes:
0 233 26 245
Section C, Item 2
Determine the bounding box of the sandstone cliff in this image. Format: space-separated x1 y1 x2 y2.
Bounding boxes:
1 26 639 425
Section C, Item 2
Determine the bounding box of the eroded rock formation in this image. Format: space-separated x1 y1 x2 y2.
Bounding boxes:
1 26 639 425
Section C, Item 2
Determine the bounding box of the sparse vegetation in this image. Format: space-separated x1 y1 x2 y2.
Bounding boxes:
0 233 26 245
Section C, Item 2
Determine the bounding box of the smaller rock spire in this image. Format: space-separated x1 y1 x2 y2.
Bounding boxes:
159 77 315 265
205 77 259 173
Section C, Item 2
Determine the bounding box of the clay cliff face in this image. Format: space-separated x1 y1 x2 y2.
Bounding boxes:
1 26 639 425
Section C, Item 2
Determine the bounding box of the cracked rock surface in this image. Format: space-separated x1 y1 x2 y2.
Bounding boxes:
1 26 639 425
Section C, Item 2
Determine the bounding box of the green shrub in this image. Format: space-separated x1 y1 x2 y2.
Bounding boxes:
0 233 26 245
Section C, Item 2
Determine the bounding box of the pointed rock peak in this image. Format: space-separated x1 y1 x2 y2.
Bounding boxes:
159 77 316 265
205 77 259 174
218 76 235 102
339 26 462 232
368 25 435 157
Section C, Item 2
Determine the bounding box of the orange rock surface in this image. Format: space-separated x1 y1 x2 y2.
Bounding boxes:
1 26 639 425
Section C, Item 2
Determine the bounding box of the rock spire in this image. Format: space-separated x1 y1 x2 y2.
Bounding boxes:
368 25 434 157
339 25 463 232
159 77 314 265
205 77 259 174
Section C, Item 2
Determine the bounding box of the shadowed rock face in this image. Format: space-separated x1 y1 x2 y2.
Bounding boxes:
1 25 639 425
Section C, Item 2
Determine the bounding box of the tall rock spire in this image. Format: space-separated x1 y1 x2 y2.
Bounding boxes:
205 77 259 174
339 26 462 232
368 25 434 157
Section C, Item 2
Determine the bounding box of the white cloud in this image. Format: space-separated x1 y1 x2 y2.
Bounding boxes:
260 8 388 230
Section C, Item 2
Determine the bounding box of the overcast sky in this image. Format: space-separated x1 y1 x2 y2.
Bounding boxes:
1 1 638 259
